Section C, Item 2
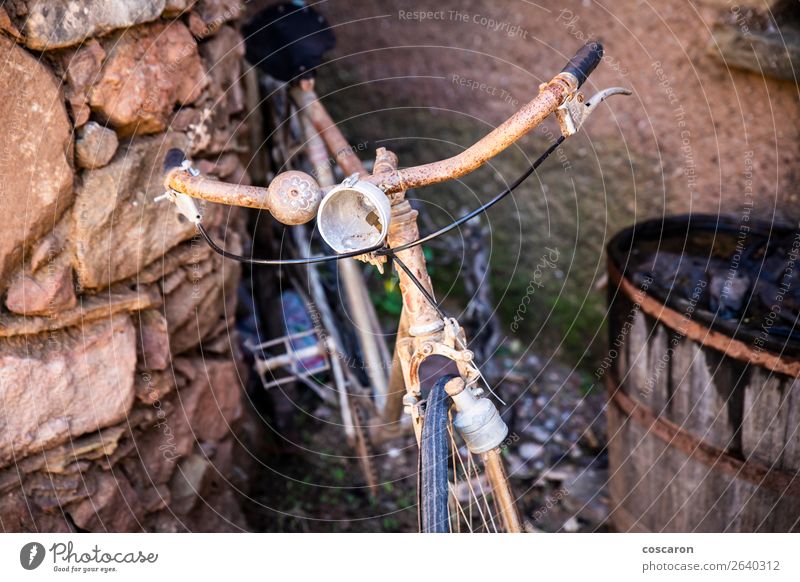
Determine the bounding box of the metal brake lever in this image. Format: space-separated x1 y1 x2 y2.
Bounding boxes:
155 160 203 224
556 87 633 137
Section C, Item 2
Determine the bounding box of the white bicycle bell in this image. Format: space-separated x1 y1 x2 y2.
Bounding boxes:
317 174 391 253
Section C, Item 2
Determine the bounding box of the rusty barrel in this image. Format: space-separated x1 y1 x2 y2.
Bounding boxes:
605 214 800 532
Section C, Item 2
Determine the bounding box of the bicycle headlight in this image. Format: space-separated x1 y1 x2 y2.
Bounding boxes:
317 176 391 253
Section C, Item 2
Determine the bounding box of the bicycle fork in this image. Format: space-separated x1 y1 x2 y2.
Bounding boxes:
374 148 522 532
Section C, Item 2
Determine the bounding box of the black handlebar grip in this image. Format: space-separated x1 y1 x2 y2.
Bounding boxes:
560 42 603 88
163 148 186 172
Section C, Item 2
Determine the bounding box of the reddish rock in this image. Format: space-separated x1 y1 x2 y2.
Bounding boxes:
0 283 161 339
0 6 21 40
200 24 245 107
135 309 171 370
0 35 74 289
28 217 70 273
5 254 77 315
187 0 243 40
163 235 240 354
90 21 207 136
75 121 119 169
55 39 106 127
0 489 71 532
135 369 178 405
165 0 196 17
0 314 137 466
68 471 143 532
182 25 246 156
188 358 243 442
71 132 197 289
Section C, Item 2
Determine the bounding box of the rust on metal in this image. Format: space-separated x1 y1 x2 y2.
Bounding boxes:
165 167 322 225
165 168 271 209
292 84 337 187
363 75 575 194
378 148 443 336
168 73 576 218
482 448 523 533
444 376 466 397
608 260 800 378
606 371 800 497
301 79 368 178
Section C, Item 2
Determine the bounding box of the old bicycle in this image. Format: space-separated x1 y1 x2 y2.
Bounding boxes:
161 41 629 532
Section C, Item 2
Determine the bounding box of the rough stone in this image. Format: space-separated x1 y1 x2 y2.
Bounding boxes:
0 5 21 40
164 0 197 17
182 25 246 156
187 0 243 40
163 237 240 354
90 21 207 136
710 23 800 82
122 400 193 486
0 314 136 466
0 35 74 289
0 283 161 338
71 132 197 289
23 472 89 509
5 253 77 316
169 453 211 513
23 425 127 476
135 369 177 404
200 24 245 111
75 121 119 169
53 38 106 127
135 309 171 370
18 0 166 51
68 471 143 532
187 358 243 442
136 237 212 285
0 489 71 532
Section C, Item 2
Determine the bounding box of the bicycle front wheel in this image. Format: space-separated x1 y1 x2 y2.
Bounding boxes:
419 375 521 533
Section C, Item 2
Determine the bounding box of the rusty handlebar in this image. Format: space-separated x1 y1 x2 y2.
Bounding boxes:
163 43 602 225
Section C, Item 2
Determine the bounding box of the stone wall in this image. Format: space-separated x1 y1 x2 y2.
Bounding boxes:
0 0 252 532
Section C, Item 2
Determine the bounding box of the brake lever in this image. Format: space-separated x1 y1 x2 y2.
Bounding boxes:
155 160 203 225
555 86 633 137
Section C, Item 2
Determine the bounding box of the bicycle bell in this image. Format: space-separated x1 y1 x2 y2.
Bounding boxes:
317 174 391 253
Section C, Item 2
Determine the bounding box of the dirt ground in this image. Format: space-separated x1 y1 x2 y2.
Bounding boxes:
242 353 609 533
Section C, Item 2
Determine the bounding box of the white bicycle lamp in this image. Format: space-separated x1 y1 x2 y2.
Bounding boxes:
317 174 392 253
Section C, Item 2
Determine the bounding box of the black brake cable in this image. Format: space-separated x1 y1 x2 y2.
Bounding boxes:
388 252 448 320
194 136 565 266
378 135 565 255
196 222 384 265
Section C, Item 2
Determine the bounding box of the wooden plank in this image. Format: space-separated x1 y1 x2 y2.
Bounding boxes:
742 367 790 467
646 323 671 416
623 309 650 404
668 339 736 451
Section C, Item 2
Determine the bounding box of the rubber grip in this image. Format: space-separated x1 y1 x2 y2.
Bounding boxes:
560 42 603 88
163 148 186 172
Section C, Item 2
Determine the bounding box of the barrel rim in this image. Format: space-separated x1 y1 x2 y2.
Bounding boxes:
607 213 800 362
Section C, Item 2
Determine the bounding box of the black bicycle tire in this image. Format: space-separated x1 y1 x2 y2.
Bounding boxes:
420 374 458 533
